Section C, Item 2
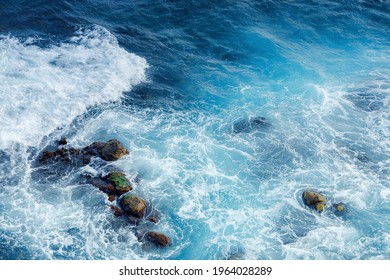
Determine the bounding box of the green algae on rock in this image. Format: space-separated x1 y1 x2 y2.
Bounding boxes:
107 171 132 195
119 194 147 219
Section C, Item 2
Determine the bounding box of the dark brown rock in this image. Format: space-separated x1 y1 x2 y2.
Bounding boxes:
58 138 68 145
100 139 129 161
149 217 158 223
82 142 105 156
39 148 75 163
110 205 124 216
146 231 171 247
39 151 55 163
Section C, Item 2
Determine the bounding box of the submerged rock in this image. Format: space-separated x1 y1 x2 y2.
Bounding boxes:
145 231 171 248
232 116 270 133
302 190 327 212
119 194 147 219
333 202 348 217
110 205 124 217
148 217 158 223
58 138 68 146
347 92 386 112
101 139 129 161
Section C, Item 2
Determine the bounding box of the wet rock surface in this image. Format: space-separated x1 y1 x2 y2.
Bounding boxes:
145 231 171 248
302 190 327 205
302 190 327 212
110 205 125 217
100 139 129 161
90 172 133 196
119 194 147 219
106 172 133 195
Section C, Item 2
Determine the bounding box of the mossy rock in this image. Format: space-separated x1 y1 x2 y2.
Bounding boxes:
107 172 132 195
119 194 146 219
101 139 129 161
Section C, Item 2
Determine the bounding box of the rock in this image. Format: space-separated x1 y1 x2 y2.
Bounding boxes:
119 194 146 219
38 139 128 166
39 148 80 164
108 195 116 202
89 172 132 196
315 203 326 212
333 203 347 216
81 142 105 164
89 177 112 193
106 172 132 195
39 151 55 163
232 116 270 133
110 205 124 216
145 231 171 248
58 138 68 146
100 139 129 161
99 184 116 195
149 217 158 223
302 190 327 212
302 190 327 206
82 141 105 156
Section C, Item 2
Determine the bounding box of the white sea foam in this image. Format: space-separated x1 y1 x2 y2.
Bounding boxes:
0 26 148 149
284 226 360 259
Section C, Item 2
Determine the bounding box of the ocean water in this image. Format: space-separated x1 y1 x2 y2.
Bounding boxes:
0 0 389 260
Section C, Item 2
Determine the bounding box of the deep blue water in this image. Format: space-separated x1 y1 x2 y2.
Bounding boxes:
0 0 389 260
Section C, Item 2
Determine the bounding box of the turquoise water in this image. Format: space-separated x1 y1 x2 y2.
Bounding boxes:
0 0 389 259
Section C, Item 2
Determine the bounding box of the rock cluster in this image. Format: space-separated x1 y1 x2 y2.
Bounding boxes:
38 138 171 249
302 189 348 216
39 139 129 166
